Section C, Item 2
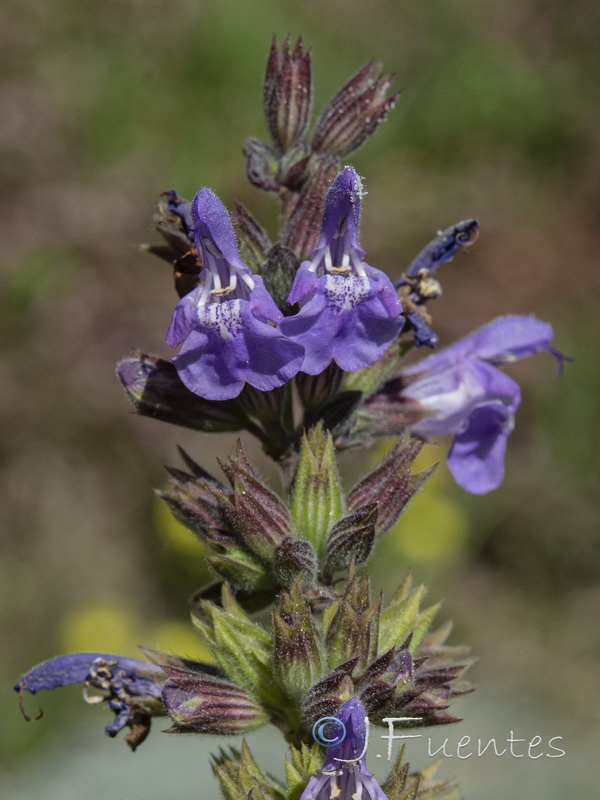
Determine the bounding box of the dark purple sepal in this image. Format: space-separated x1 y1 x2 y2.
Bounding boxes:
216 440 292 562
324 504 377 574
233 201 271 271
274 537 318 588
162 666 268 734
260 243 299 308
301 659 357 726
312 61 400 157
117 354 247 433
347 435 430 537
264 35 313 152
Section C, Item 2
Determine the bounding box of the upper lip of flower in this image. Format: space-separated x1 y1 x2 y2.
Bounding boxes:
14 652 166 747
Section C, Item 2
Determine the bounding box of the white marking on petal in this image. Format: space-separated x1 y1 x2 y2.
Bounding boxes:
324 274 370 313
198 299 243 340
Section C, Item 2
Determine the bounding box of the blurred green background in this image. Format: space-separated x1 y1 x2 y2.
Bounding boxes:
1 0 599 797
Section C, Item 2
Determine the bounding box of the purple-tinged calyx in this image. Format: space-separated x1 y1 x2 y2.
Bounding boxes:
161 666 268 734
301 697 388 800
166 188 304 400
264 35 313 152
280 167 403 375
400 315 564 494
311 61 399 157
15 653 166 750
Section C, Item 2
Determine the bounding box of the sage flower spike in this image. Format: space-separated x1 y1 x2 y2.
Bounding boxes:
167 188 304 400
280 167 403 375
301 697 389 800
15 653 166 750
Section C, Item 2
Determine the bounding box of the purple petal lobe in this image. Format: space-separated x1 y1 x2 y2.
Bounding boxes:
14 653 163 695
404 315 557 375
407 360 520 438
401 219 479 280
448 403 513 494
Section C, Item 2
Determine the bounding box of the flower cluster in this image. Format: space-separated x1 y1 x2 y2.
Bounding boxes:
15 35 565 800
166 167 402 400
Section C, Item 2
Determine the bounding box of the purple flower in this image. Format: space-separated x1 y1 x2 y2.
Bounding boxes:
280 167 403 375
167 188 304 400
401 315 563 494
396 219 480 348
301 697 388 800
15 653 166 750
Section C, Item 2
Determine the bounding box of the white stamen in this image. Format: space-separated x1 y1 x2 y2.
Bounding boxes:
240 271 256 291
211 269 222 292
351 773 364 800
197 279 212 306
350 249 366 277
211 272 238 297
329 776 341 800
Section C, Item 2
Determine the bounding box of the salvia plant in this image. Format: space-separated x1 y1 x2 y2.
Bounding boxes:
15 36 565 800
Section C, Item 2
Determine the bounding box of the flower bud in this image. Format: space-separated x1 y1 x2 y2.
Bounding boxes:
273 578 325 701
291 424 344 558
217 441 291 562
274 537 318 588
312 61 400 156
347 434 433 537
282 154 339 259
264 35 312 152
213 741 284 800
324 503 377 574
162 666 268 734
117 354 247 433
